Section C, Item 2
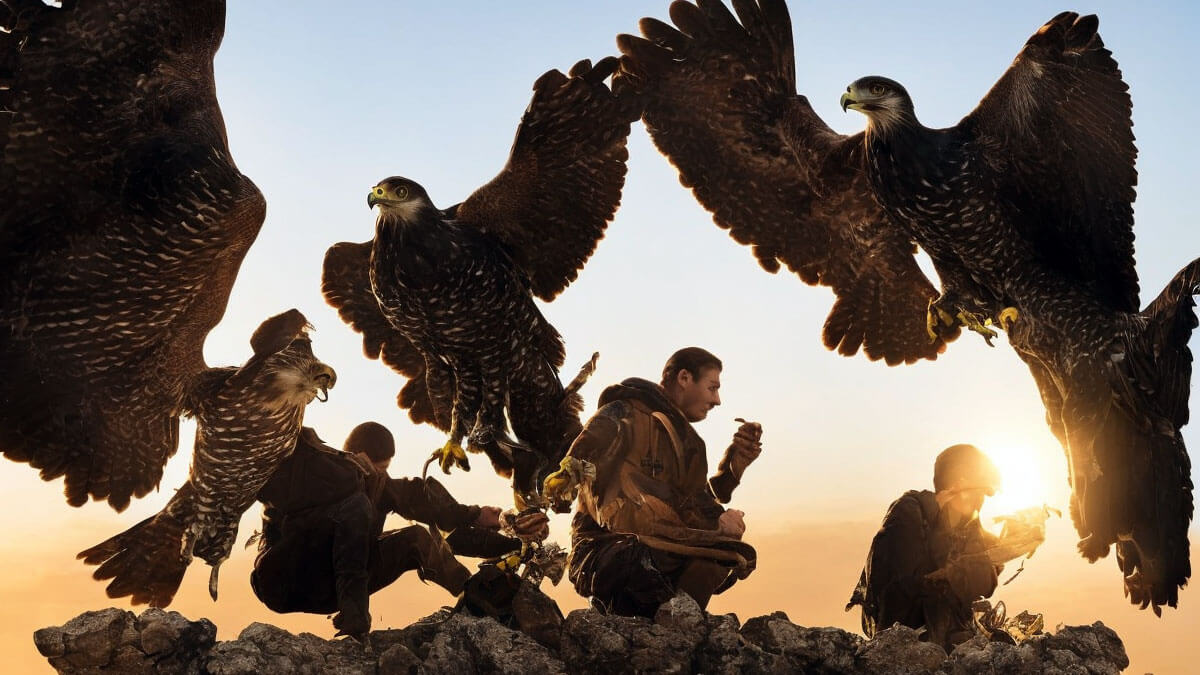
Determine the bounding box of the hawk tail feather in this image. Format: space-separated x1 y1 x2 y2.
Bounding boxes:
1083 257 1200 612
77 487 196 607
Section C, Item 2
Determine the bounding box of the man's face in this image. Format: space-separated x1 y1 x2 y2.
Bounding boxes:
674 367 722 422
941 483 990 524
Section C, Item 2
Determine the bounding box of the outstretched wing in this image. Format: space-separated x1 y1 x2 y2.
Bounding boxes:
454 56 641 301
963 11 1138 312
321 242 451 430
0 0 266 511
617 0 950 365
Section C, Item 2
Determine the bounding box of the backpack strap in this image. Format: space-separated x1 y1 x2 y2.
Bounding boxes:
651 411 685 471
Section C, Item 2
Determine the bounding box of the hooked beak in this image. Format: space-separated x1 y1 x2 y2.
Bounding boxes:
367 192 379 208
840 92 856 112
313 365 337 402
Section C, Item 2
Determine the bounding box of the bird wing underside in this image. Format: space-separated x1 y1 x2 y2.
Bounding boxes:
616 0 949 365
963 11 1139 312
453 56 642 302
0 0 266 512
320 241 449 430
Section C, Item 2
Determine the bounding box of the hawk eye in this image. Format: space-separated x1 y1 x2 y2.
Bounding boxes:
396 186 409 199
869 83 886 96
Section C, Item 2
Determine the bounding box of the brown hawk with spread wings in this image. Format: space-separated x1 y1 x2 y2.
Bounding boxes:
79 309 336 607
0 0 268 512
323 57 637 507
619 0 1196 612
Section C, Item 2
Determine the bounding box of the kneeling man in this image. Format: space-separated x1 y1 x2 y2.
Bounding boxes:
547 347 762 617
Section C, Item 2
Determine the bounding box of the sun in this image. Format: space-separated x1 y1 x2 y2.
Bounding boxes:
978 443 1064 522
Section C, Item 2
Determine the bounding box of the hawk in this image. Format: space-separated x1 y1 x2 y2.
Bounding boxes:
1 0 268 512
78 309 336 607
619 0 1196 612
323 57 637 507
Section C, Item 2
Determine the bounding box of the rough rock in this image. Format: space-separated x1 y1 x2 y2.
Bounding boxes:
36 597 1130 674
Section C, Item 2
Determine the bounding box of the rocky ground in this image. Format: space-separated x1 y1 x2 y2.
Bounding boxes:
34 592 1129 674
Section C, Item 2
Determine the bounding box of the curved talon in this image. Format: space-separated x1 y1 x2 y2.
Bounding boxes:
925 300 957 342
957 310 998 347
997 306 1019 331
542 456 595 512
432 439 470 474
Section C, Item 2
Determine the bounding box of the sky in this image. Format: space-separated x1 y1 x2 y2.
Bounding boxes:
4 1 1200 672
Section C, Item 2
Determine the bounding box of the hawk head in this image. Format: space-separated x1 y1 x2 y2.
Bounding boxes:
243 309 336 410
368 176 436 225
840 76 915 135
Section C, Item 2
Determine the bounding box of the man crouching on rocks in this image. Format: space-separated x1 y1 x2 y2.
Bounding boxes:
250 422 526 640
544 347 762 617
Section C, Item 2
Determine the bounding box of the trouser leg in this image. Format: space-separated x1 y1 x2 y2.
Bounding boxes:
329 493 373 635
445 526 522 559
251 518 337 614
673 558 733 611
371 525 471 596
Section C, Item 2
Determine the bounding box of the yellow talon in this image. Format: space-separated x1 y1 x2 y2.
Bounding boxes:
926 301 957 342
998 306 1019 331
435 438 469 474
497 552 522 572
957 310 998 346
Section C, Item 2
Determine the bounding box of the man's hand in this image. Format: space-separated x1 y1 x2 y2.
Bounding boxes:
717 509 746 539
505 509 551 541
719 420 763 482
474 506 502 530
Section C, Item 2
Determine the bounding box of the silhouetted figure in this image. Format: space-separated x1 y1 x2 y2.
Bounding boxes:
847 444 1040 649
250 423 519 638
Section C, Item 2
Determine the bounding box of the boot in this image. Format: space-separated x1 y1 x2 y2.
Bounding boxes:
417 525 471 596
446 525 522 559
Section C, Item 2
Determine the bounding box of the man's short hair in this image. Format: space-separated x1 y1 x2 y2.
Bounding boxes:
933 443 1001 495
343 422 395 462
660 347 723 388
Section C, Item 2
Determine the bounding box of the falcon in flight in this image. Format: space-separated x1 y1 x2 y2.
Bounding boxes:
619 0 1197 613
323 57 638 507
79 310 336 607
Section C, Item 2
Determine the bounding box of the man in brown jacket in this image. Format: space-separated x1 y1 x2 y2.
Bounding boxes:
547 347 763 617
251 422 521 638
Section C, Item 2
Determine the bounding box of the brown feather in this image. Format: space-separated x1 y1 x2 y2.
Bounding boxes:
0 0 265 511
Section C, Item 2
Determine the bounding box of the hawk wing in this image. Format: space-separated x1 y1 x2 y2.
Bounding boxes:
453 56 641 301
321 242 451 430
962 12 1138 312
617 0 951 365
0 0 265 511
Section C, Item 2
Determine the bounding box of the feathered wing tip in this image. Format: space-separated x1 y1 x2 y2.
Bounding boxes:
77 486 197 607
1078 257 1200 613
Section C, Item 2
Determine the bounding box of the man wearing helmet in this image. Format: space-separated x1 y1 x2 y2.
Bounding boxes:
847 444 1041 649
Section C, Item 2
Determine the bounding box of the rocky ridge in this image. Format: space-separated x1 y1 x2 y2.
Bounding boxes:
34 593 1129 674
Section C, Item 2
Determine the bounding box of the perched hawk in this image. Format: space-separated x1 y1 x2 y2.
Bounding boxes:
0 0 267 512
323 57 637 507
619 0 1196 612
78 309 336 607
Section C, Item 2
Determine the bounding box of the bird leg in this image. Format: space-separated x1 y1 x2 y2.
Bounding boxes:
925 300 957 341
957 309 998 346
927 291 1002 346
428 437 470 475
